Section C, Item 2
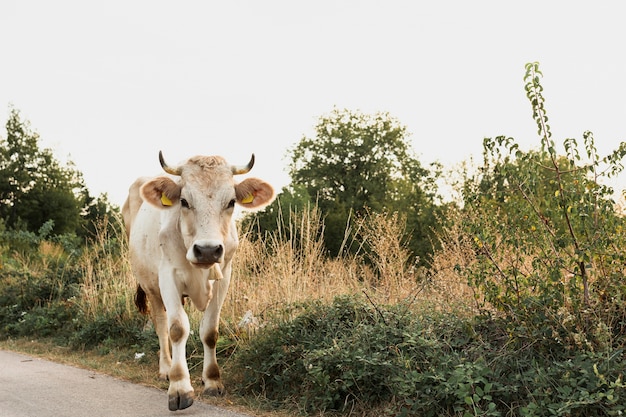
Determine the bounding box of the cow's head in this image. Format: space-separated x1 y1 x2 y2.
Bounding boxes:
139 151 275 268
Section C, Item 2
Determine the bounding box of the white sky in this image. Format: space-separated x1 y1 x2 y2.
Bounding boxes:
1 1 625 207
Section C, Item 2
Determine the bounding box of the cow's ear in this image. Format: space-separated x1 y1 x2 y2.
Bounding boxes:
140 177 182 209
235 178 275 211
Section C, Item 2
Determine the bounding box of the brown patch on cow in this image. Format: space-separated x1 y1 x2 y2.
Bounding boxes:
168 363 186 382
203 329 219 349
170 321 185 343
206 363 221 380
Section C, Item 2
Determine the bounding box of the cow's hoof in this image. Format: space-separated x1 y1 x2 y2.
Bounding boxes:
202 386 226 397
168 391 194 411
201 379 225 397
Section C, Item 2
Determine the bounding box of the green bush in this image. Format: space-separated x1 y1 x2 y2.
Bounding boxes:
460 63 626 352
230 296 476 414
3 301 77 339
69 311 151 351
516 352 626 417
0 259 81 339
0 221 144 350
229 295 626 416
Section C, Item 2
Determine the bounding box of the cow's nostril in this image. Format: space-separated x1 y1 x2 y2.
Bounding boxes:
193 243 223 264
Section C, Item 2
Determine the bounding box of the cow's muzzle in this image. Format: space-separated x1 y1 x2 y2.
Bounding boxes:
189 240 224 267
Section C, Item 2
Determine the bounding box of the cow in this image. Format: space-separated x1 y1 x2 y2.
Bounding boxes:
122 151 275 411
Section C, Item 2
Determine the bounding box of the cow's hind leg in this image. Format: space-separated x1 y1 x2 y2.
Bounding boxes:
136 285 172 380
147 291 172 380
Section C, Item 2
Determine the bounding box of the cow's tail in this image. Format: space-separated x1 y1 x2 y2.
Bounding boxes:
135 284 149 315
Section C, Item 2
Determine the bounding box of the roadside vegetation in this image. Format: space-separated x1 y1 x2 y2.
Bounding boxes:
2 63 626 416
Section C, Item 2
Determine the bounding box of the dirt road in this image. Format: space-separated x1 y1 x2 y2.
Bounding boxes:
0 350 252 417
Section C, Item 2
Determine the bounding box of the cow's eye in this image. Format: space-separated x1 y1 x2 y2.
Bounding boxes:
227 199 236 209
180 198 190 208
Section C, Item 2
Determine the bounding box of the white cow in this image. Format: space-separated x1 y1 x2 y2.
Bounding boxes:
122 151 275 411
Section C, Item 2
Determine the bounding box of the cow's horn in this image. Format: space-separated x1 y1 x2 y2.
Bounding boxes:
159 151 182 176
231 154 255 175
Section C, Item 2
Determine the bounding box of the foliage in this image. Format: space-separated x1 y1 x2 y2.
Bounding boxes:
285 107 444 262
0 245 82 340
289 108 416 208
227 203 426 333
459 62 626 352
0 219 82 261
0 214 147 351
0 107 120 241
230 295 626 416
230 296 417 413
0 108 84 235
69 212 146 350
68 311 151 351
240 183 313 242
3 64 626 417
80 193 123 241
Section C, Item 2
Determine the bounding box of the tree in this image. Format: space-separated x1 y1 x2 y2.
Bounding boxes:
287 108 442 262
290 108 414 210
0 108 88 235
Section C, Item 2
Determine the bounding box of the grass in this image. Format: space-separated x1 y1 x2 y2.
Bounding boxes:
2 207 453 416
3 205 624 416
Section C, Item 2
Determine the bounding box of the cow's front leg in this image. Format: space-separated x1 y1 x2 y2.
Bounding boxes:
160 279 194 411
200 320 223 396
165 305 194 410
200 272 230 396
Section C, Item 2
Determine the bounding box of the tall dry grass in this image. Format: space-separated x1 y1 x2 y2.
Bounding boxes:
77 206 478 336
224 206 478 328
423 209 482 315
76 214 137 321
226 206 352 323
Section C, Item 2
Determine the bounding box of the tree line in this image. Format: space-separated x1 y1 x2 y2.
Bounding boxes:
0 106 448 265
3 63 626 283
0 108 116 249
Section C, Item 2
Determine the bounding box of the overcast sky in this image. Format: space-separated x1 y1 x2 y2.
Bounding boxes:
1 1 625 207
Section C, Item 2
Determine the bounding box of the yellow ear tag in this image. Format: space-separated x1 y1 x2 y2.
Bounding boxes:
160 193 173 206
241 193 255 204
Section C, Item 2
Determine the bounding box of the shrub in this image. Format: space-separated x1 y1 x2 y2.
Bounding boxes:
69 311 150 351
231 295 477 415
3 302 78 339
459 63 626 352
230 295 626 416
0 253 81 340
0 214 144 350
